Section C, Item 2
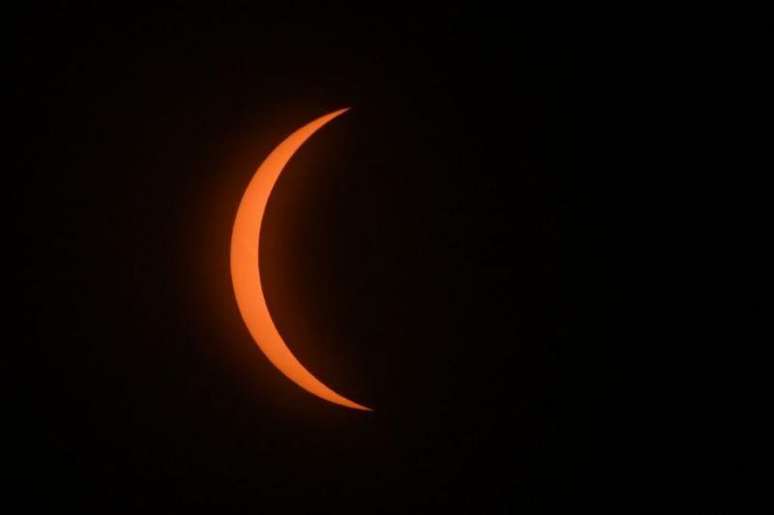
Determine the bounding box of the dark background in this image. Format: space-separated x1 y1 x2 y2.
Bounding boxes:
12 4 602 513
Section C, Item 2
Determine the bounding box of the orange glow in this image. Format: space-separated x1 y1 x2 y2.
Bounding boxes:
230 108 371 411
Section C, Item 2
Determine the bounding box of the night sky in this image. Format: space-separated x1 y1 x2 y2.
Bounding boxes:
12 5 602 513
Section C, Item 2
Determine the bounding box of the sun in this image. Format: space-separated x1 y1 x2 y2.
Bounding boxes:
230 108 372 411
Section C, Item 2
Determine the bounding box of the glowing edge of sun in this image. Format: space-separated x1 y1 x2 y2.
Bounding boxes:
230 108 372 411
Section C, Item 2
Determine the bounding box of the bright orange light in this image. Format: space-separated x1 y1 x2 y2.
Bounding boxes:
230 108 371 411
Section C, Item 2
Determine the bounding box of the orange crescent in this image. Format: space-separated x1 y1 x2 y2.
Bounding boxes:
230 108 371 411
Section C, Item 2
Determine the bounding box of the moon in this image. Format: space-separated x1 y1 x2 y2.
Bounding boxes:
230 108 372 411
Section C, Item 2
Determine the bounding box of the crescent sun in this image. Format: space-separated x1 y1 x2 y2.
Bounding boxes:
230 108 372 411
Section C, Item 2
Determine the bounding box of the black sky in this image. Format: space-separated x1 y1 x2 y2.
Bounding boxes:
11 5 601 513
